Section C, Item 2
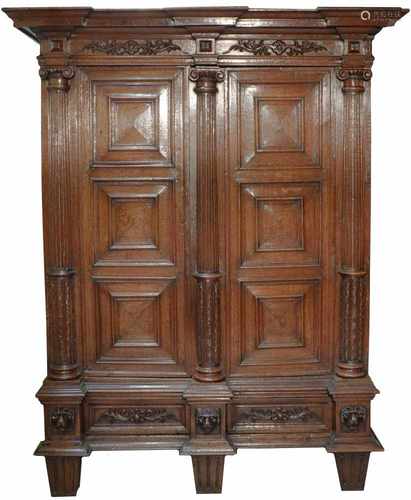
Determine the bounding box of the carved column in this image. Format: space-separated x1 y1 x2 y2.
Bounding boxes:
336 67 372 378
39 66 80 381
189 69 225 382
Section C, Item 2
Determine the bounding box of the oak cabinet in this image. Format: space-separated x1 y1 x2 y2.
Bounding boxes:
3 5 408 495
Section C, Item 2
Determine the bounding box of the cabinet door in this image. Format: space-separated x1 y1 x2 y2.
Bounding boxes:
227 69 335 376
77 67 191 376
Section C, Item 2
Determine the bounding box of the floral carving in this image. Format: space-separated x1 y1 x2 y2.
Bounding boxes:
341 406 367 432
238 407 320 424
50 408 75 433
96 408 178 425
82 39 183 56
195 408 221 434
224 39 327 56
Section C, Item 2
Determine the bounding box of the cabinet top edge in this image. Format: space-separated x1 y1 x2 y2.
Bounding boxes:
3 6 408 44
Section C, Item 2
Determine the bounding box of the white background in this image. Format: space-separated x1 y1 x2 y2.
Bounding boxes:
0 0 410 498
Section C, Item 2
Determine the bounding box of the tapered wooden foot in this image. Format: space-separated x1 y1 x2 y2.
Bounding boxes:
45 456 82 497
334 452 370 491
192 455 225 494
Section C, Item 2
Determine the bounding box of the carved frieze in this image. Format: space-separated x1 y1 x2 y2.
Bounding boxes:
238 407 320 424
223 39 327 56
82 39 184 56
96 408 178 425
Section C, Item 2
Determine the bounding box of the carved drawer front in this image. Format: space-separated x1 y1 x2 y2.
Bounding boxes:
89 278 186 376
92 180 175 266
230 403 331 433
90 68 182 166
87 405 187 435
233 69 330 169
240 182 321 267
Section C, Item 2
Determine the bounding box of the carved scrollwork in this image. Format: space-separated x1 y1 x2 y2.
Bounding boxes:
223 39 327 56
238 407 320 424
96 408 178 425
50 408 75 433
195 408 221 434
337 67 372 94
39 65 75 91
337 68 373 82
189 69 225 94
341 406 367 432
82 39 184 56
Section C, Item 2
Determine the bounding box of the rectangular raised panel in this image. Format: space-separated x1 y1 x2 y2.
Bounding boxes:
233 280 322 374
240 183 321 267
93 75 175 166
92 279 185 374
93 180 175 266
238 72 325 169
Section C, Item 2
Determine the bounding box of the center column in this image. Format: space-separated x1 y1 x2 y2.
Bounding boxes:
181 68 235 493
190 68 225 383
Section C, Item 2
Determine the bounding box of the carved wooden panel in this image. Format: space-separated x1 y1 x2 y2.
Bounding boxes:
240 182 321 267
91 279 185 375
93 180 175 265
86 404 187 435
235 70 329 169
230 403 331 433
91 69 181 166
232 280 325 375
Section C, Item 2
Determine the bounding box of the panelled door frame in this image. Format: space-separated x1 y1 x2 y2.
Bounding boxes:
77 66 193 377
225 67 336 377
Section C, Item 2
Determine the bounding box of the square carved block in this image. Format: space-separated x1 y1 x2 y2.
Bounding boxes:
93 180 175 266
93 279 184 374
238 73 324 169
233 280 324 375
93 80 171 165
240 182 321 267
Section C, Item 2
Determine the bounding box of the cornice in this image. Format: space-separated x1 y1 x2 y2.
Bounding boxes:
2 7 408 43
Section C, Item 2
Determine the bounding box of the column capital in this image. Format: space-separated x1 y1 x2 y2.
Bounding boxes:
189 68 225 93
39 65 75 91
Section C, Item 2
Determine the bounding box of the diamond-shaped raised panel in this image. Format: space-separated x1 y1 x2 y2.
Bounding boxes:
257 198 304 252
110 98 156 149
257 296 304 348
237 72 327 169
233 280 323 375
94 80 172 165
257 98 303 152
114 297 159 347
93 180 174 266
240 183 320 267
93 279 184 374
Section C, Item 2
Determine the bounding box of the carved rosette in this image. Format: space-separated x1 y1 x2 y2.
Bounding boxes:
40 65 80 381
336 64 372 379
190 69 225 382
